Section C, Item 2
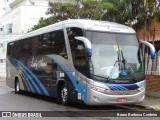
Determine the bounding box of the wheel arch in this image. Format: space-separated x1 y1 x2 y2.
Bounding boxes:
14 76 19 87
57 80 65 94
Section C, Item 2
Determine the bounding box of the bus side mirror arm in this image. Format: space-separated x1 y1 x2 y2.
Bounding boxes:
74 37 92 57
139 41 156 59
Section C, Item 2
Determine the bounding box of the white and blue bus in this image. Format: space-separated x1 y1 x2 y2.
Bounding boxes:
6 19 155 105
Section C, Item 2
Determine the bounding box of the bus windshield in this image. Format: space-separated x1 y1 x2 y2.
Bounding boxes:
86 31 144 80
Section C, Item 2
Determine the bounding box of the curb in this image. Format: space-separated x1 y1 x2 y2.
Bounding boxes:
137 104 160 111
136 104 154 110
0 80 5 82
0 81 5 82
153 107 160 112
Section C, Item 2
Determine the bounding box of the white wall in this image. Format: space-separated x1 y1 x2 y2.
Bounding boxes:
20 5 48 33
0 63 6 77
1 0 49 35
0 41 6 59
0 40 7 77
0 0 51 77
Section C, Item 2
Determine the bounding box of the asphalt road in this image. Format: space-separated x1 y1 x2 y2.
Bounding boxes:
0 81 159 120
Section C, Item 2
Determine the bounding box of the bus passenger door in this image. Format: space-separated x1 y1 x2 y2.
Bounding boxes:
67 27 89 103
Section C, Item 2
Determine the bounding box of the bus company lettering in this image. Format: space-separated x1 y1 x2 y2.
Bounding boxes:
31 57 47 70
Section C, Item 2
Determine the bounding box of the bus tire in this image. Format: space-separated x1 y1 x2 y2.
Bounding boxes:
15 79 21 94
60 84 69 105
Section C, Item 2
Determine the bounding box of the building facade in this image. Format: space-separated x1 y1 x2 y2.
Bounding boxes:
137 23 160 97
0 0 65 77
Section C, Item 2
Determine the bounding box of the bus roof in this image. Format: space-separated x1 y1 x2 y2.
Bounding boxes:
8 19 136 43
64 19 135 33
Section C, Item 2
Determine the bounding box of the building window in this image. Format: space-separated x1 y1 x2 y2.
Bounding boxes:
7 24 13 34
3 49 5 53
0 59 3 63
9 28 12 34
0 44 3 47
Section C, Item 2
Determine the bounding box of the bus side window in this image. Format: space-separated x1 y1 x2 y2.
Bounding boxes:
54 30 68 59
17 40 28 59
37 30 68 59
67 27 88 76
7 43 13 57
12 41 20 59
29 36 39 56
67 27 83 41
75 41 88 75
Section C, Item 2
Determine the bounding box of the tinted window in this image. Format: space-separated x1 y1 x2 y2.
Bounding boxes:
67 27 83 41
7 42 13 57
29 30 67 59
86 31 139 46
86 31 144 80
8 30 68 60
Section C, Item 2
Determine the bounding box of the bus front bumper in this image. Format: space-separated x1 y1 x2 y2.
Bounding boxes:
87 88 145 105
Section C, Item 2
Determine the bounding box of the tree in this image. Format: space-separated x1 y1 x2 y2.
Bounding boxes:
29 17 48 31
143 0 160 75
29 0 160 32
101 0 144 27
46 0 103 19
30 0 103 31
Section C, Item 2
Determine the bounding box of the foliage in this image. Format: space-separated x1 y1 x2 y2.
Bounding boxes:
28 17 48 32
101 0 144 28
142 0 160 42
29 0 160 32
30 0 103 31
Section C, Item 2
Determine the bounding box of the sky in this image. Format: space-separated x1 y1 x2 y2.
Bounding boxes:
0 0 5 17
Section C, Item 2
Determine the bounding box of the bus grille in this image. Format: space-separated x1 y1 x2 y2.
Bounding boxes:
106 90 141 95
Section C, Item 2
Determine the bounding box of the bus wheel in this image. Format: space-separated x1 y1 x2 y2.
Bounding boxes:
15 79 21 94
60 84 69 105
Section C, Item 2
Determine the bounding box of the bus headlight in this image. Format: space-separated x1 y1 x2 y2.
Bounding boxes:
87 83 107 93
138 87 145 92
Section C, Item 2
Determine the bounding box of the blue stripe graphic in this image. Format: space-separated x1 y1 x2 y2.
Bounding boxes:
111 86 119 90
11 59 31 92
106 83 139 90
12 58 49 96
12 59 35 93
95 80 138 90
115 85 128 90
47 55 87 103
12 59 42 94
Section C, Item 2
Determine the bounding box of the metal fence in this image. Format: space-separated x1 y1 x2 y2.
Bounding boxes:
145 50 160 75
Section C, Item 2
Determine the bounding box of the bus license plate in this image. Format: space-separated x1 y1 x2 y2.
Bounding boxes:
117 98 127 102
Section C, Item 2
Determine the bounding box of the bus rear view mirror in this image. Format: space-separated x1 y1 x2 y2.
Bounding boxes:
139 41 156 59
74 36 92 57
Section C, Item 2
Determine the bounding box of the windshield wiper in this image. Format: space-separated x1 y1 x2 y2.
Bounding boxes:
91 74 109 81
121 49 136 80
111 38 136 80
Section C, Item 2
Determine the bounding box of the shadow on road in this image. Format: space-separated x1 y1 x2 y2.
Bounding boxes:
14 91 145 111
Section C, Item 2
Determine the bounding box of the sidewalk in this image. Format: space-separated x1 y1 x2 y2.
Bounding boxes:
141 96 160 111
0 77 5 82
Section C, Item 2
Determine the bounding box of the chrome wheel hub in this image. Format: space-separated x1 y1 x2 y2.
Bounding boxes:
61 87 68 102
16 82 20 92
